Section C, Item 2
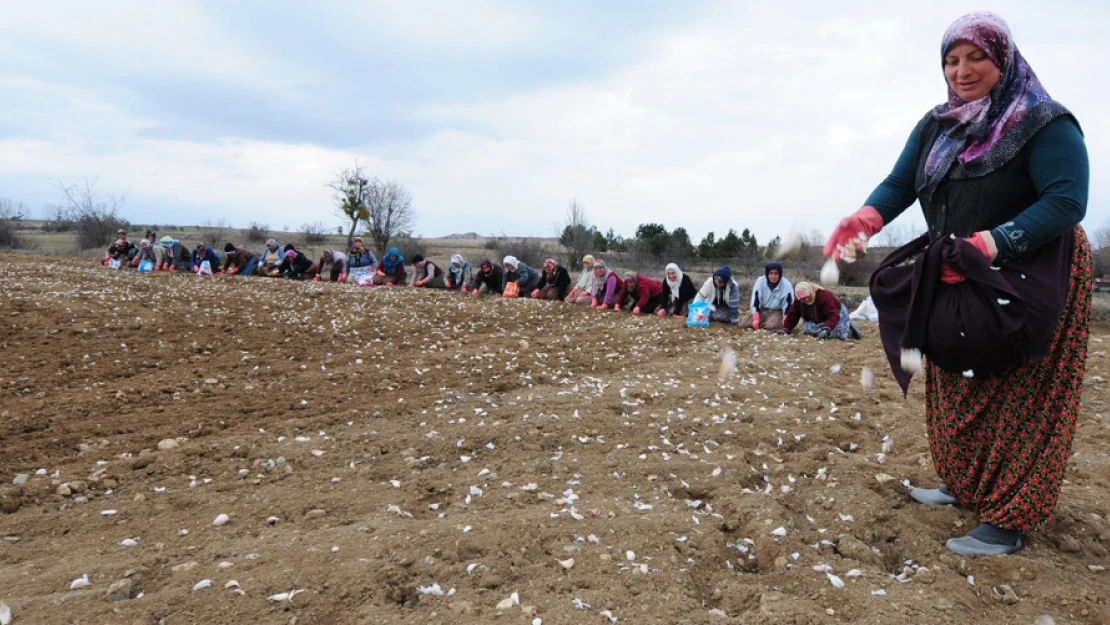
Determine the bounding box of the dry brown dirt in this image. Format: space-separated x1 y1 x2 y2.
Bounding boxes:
1 255 1108 625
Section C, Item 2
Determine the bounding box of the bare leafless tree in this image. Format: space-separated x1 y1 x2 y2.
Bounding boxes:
300 221 329 245
55 177 129 249
199 218 229 247
41 204 74 232
364 178 414 255
0 198 27 220
872 222 918 248
557 198 595 266
0 198 28 249
329 162 371 251
1091 219 1110 250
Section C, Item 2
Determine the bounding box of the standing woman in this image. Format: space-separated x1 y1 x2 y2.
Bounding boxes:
565 255 597 305
741 262 794 330
825 13 1090 555
659 262 697 318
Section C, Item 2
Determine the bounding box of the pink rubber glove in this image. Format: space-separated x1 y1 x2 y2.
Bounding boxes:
531 289 540 298
940 232 993 284
752 312 761 330
656 309 666 318
632 307 641 315
228 268 238 275
338 273 348 283
614 304 621 312
824 206 884 262
313 275 321 282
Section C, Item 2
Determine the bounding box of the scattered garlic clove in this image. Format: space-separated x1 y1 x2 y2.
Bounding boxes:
900 348 923 374
860 367 873 390
192 579 212 592
558 558 574 570
213 514 229 526
820 259 839 287
70 574 90 590
777 228 803 259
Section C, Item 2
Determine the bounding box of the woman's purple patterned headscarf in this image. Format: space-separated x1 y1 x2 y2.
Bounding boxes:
919 12 1071 198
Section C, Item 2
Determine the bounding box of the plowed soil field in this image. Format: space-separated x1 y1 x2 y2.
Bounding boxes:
1 255 1109 625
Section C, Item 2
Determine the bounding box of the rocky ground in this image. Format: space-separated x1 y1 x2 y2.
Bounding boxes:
1 255 1108 625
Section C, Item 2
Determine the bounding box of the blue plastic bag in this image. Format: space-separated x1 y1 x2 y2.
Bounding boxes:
687 301 710 328
137 259 154 273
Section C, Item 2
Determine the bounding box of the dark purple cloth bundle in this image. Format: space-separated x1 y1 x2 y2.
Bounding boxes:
869 230 1073 395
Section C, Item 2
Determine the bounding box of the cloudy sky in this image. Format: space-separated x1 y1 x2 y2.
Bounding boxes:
0 0 1105 245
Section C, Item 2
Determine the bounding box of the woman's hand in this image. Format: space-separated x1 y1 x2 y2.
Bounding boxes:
824 206 884 262
531 289 540 298
656 309 667 318
940 232 997 283
632 307 641 315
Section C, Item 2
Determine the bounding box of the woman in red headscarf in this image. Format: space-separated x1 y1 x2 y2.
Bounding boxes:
825 12 1090 555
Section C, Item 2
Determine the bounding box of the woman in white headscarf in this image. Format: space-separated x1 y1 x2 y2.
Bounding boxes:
446 254 473 292
501 255 540 297
659 263 697 318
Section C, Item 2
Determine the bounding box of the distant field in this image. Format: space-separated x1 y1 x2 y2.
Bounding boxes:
8 220 1110 324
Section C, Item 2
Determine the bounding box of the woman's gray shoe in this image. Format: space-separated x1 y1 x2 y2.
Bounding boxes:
910 487 958 506
945 534 1023 556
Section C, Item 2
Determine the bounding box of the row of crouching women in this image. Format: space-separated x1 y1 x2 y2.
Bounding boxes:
462 254 860 340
